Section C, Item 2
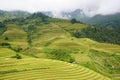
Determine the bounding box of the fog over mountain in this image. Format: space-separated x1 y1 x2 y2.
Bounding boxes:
0 0 120 16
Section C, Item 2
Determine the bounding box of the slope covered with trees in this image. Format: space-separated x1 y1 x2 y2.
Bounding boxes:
86 13 120 28
0 10 31 21
67 25 120 45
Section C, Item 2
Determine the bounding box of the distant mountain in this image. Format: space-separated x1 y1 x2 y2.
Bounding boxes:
42 9 89 21
85 13 120 28
0 10 31 21
1 9 120 28
42 11 54 17
43 9 120 28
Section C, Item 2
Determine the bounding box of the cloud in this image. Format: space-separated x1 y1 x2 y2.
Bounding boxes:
0 0 120 15
96 0 120 15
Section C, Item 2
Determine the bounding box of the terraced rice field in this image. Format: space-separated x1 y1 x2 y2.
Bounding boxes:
0 48 16 57
0 58 111 80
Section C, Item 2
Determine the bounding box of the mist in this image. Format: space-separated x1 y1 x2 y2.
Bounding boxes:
0 0 120 16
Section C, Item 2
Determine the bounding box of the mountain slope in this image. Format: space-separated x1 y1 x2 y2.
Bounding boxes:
43 9 120 28
0 10 31 21
86 13 120 28
43 9 89 21
0 12 120 80
0 58 111 80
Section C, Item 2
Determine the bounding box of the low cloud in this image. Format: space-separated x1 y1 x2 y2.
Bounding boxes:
0 0 120 16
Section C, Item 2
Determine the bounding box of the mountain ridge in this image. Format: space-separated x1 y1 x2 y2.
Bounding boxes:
42 9 120 28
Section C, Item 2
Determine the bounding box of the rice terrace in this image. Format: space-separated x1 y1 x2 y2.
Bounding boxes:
0 0 120 80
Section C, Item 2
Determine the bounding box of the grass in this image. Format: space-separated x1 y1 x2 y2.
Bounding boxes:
88 49 120 80
0 58 111 80
0 47 16 57
0 19 120 79
0 23 28 51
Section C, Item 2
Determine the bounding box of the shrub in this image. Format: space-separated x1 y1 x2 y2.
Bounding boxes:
0 43 10 47
11 54 22 59
45 49 75 62
4 37 9 40
17 48 23 52
69 58 75 63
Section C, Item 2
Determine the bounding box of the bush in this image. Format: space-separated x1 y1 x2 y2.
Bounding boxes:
70 18 77 24
45 49 75 62
9 47 23 52
0 43 10 47
4 37 9 40
16 48 23 52
11 54 22 59
69 58 75 63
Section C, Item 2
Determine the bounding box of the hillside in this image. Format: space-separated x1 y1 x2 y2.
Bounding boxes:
0 58 111 80
86 13 120 28
0 12 120 80
44 9 120 28
0 10 31 21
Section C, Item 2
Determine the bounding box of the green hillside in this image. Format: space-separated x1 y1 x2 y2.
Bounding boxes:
0 12 120 80
85 13 120 28
0 58 111 80
0 10 31 21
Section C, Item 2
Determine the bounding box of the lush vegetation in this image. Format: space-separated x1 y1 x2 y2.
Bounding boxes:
45 49 75 63
0 11 120 80
11 53 22 59
0 58 111 80
0 22 6 35
69 26 120 45
85 13 120 28
0 10 31 21
82 27 120 45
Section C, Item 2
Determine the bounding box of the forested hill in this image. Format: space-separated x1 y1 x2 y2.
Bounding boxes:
1 10 120 29
0 12 120 80
70 26 120 45
0 10 31 21
43 9 120 28
86 13 120 28
0 12 120 45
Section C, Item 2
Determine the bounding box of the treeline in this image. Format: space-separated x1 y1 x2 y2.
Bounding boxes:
0 10 31 21
0 22 6 35
4 12 50 26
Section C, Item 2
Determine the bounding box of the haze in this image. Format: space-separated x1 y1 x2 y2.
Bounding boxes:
0 0 120 16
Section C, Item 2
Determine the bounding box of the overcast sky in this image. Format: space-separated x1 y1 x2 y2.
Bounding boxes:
0 0 120 15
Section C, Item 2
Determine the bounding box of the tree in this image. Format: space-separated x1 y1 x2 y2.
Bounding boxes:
70 18 77 24
0 22 5 28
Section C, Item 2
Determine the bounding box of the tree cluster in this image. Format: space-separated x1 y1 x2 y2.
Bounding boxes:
45 49 75 63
